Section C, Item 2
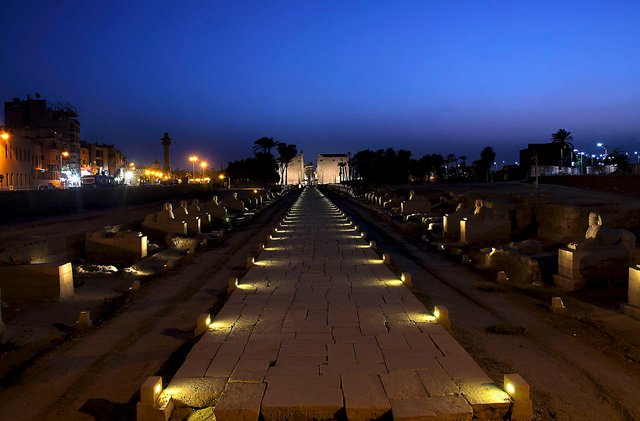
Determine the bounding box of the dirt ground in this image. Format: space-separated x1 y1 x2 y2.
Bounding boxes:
1 183 640 420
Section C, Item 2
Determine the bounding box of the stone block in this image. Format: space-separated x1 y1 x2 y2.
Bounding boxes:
86 229 147 263
342 374 391 420
460 218 510 244
164 377 227 408
0 262 73 300
380 370 429 401
437 355 492 382
390 396 473 420
174 358 213 378
354 343 384 363
261 375 343 421
214 382 266 421
416 366 459 397
456 378 511 420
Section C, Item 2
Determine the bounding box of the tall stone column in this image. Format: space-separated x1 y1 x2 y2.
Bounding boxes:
161 132 172 172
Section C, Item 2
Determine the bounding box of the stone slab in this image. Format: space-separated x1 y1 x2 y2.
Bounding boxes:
390 396 473 420
261 375 343 421
342 374 392 421
214 382 266 421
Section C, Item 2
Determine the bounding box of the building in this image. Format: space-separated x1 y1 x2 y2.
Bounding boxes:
316 153 349 184
0 128 39 189
4 95 81 174
80 141 127 177
520 143 579 177
281 153 305 185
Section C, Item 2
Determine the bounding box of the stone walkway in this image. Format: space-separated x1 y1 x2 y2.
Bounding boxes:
162 187 510 420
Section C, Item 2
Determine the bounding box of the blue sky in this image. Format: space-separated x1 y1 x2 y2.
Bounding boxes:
1 1 639 168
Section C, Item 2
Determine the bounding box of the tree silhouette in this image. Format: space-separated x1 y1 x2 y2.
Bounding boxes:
276 142 297 185
480 147 496 182
253 137 278 157
253 137 279 188
551 129 574 167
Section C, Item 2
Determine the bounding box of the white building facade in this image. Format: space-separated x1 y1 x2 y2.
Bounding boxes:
316 153 349 185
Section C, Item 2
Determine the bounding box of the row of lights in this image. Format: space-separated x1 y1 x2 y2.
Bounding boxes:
137 188 531 418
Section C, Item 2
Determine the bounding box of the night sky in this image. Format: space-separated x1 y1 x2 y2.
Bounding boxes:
1 1 639 169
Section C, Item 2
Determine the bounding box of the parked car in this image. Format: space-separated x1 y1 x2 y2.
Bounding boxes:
37 183 58 191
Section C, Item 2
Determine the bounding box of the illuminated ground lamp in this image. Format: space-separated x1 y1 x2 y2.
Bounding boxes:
246 256 255 269
504 373 533 420
137 376 173 420
382 253 391 265
551 297 566 314
361 231 367 240
76 311 93 330
401 272 413 288
370 241 377 250
194 313 211 336
228 277 238 293
461 254 471 264
433 305 451 331
257 243 265 252
130 280 141 291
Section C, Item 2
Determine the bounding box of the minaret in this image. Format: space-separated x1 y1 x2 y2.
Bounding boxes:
161 132 171 172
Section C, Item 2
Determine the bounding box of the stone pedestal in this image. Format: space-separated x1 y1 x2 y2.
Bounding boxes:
460 218 510 244
86 230 148 263
443 211 472 240
220 195 246 214
0 262 74 300
553 246 632 291
142 213 187 237
623 266 640 320
401 197 431 215
173 208 201 235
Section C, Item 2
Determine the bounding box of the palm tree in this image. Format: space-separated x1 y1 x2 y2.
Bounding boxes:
253 137 278 157
551 129 574 168
276 142 297 185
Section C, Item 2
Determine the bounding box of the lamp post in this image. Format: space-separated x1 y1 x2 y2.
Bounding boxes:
60 151 70 187
200 161 207 181
189 155 198 180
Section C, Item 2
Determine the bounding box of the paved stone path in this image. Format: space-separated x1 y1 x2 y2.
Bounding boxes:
162 187 510 420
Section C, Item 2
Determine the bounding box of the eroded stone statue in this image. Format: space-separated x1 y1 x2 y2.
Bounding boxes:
555 211 636 290
201 195 228 221
142 202 187 236
569 212 636 250
401 190 431 215
220 192 246 214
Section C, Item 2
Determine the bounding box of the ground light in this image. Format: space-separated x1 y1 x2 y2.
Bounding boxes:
228 278 238 293
400 272 412 288
194 314 211 336
137 376 172 420
504 373 533 419
434 305 451 331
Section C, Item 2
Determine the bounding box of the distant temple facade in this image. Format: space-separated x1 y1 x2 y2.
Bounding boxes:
316 153 349 184
281 153 306 185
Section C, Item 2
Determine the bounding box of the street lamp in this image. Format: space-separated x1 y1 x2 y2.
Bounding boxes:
60 151 70 187
189 155 198 180
200 161 207 180
0 129 10 141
